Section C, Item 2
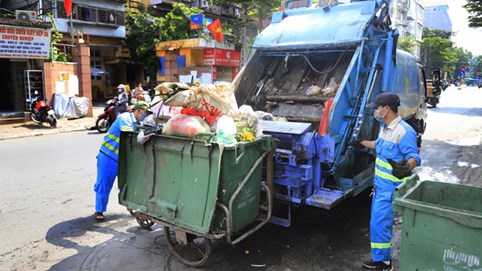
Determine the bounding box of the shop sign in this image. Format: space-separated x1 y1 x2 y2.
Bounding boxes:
204 48 240 66
0 25 51 59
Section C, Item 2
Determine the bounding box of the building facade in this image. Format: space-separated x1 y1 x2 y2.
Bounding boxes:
389 0 424 59
423 3 452 32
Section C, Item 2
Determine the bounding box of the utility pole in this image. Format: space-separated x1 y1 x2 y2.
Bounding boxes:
241 0 248 65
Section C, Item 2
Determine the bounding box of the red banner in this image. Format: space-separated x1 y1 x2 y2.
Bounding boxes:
203 48 240 66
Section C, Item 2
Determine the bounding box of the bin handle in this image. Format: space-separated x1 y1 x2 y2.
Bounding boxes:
195 132 215 143
395 174 419 198
234 144 245 165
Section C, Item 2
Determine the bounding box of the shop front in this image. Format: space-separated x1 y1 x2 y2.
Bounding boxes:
0 21 51 113
204 48 240 82
155 38 240 85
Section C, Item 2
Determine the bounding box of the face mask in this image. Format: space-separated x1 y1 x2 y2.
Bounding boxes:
374 107 387 122
140 113 148 121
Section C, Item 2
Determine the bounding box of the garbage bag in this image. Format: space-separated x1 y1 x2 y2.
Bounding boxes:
164 89 198 108
195 83 238 116
162 114 210 138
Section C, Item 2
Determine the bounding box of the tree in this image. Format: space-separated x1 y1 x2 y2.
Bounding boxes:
464 0 482 28
421 37 457 79
125 7 164 75
397 36 415 54
211 0 282 62
422 28 452 40
160 3 203 41
125 3 203 75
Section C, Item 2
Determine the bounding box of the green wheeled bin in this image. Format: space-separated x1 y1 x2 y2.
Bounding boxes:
393 175 482 271
117 131 274 267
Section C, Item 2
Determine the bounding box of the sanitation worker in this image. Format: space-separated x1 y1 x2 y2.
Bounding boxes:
94 101 151 221
355 92 421 271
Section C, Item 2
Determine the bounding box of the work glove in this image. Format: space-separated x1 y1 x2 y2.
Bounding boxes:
387 158 412 179
350 139 365 150
136 130 152 145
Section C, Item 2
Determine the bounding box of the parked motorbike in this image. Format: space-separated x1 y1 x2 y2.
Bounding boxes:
30 91 57 128
96 99 117 133
96 98 132 133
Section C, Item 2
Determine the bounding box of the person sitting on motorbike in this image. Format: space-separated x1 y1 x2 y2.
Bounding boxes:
114 84 129 116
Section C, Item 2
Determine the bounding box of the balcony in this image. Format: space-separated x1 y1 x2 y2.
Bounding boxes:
57 2 125 26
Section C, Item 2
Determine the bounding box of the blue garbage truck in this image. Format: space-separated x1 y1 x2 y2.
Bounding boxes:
233 0 427 226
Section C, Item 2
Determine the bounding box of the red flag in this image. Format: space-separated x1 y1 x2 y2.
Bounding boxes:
207 18 224 43
64 0 72 17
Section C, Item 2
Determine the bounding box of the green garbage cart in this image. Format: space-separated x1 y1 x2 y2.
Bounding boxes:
393 175 482 271
117 131 274 267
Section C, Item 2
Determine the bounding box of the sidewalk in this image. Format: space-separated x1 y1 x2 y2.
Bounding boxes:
0 105 104 140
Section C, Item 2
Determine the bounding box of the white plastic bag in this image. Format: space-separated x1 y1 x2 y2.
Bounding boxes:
195 83 239 116
306 85 321 96
215 115 237 144
164 89 198 108
322 77 338 95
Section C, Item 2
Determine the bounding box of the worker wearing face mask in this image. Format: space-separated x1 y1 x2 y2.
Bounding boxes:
354 92 421 271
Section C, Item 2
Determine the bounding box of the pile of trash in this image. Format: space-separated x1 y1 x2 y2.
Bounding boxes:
142 82 278 145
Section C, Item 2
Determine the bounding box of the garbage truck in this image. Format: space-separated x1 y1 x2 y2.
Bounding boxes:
233 0 427 226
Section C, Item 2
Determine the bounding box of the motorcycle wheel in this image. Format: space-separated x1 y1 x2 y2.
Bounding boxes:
47 116 57 128
30 112 41 124
96 117 110 133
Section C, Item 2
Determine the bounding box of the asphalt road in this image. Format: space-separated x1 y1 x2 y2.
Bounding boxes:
0 86 481 271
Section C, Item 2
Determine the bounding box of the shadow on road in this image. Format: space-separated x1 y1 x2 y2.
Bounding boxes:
43 191 375 271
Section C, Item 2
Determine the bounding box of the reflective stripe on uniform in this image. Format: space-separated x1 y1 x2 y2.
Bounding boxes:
375 158 392 171
102 141 119 155
375 168 408 183
106 133 119 143
121 125 132 131
371 242 391 249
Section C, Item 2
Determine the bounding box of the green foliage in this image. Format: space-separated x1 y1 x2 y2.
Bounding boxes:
420 27 474 80
125 3 204 74
125 9 163 74
464 0 482 28
422 28 452 40
209 0 282 60
48 13 72 62
397 36 415 54
421 37 457 79
160 3 203 41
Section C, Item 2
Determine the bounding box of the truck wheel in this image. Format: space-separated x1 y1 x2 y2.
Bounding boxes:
163 226 211 267
96 117 110 133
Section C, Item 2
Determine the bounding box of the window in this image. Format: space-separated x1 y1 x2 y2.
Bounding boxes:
91 50 101 57
91 61 102 81
57 1 124 26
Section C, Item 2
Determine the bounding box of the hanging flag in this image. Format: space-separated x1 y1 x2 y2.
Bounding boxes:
64 0 73 17
190 14 203 30
207 18 224 43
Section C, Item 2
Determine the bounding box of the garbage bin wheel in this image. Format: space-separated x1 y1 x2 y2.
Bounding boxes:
136 217 155 229
127 208 135 216
163 226 211 267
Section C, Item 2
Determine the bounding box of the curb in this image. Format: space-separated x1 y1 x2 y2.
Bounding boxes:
0 120 97 141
